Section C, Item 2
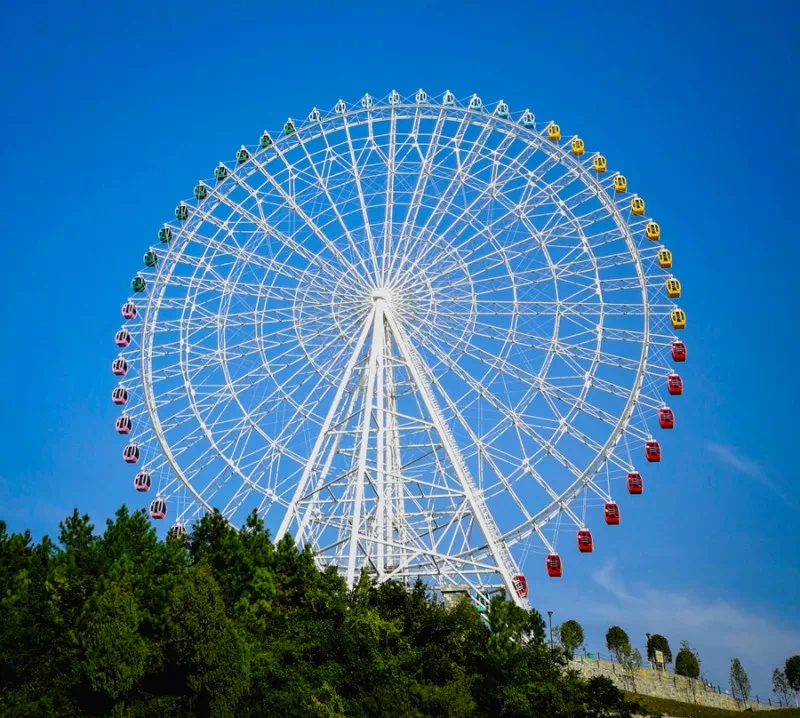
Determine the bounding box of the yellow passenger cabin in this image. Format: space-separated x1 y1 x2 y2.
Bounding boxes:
631 197 645 216
593 155 607 173
645 222 661 241
548 123 561 141
613 175 627 193
666 278 681 298
671 309 686 329
657 249 673 268
571 138 585 156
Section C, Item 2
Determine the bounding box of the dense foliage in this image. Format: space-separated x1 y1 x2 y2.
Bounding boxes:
0 507 639 718
605 626 630 663
557 620 585 659
674 641 701 679
729 658 751 706
645 634 672 665
787 655 800 693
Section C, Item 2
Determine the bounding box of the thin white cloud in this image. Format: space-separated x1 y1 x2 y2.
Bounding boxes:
707 443 796 511
582 560 800 698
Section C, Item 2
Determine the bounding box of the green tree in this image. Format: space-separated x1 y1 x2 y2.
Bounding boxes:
557 619 585 658
618 644 643 693
786 655 800 692
729 657 751 707
166 563 251 716
773 668 793 706
646 633 672 666
674 640 701 679
605 626 630 663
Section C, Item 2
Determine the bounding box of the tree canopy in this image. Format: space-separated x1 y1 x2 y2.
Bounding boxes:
786 655 800 693
646 634 672 665
558 620 585 659
605 626 630 663
0 508 640 718
729 658 751 707
674 641 700 679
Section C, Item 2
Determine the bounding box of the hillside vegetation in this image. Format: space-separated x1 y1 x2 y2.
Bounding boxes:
0 506 642 718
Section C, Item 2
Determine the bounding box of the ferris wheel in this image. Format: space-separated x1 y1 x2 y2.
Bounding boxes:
110 90 687 608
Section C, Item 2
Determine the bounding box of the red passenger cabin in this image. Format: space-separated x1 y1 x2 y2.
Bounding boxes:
546 553 563 578
667 373 683 395
512 574 528 598
645 439 661 462
577 529 594 553
658 407 675 429
604 503 620 525
671 341 687 362
627 472 643 494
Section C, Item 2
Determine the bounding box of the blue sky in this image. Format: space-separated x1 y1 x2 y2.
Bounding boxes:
1 0 798 697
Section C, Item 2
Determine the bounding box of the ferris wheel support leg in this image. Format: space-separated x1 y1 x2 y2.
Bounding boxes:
381 302 525 607
276 308 376 544
346 302 385 588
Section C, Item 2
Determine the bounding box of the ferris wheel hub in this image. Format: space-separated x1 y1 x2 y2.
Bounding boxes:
371 288 393 302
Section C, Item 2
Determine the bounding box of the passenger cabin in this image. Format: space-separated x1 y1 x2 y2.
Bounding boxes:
546 553 563 577
361 94 374 109
112 357 128 377
631 197 645 216
614 175 627 193
671 341 687 362
443 90 455 106
122 443 140 464
415 89 428 103
236 147 250 163
149 498 167 519
175 203 189 221
571 138 585 156
512 573 528 598
309 107 321 121
388 91 400 106
658 249 673 268
167 524 187 541
259 133 273 149
520 111 535 128
112 386 128 406
116 415 132 435
468 94 482 111
134 471 151 492
131 276 146 293
495 101 509 118
577 529 593 553
194 183 208 200
115 329 131 348
671 309 686 329
645 439 661 462
335 99 347 114
283 119 296 135
659 407 675 429
604 503 620 525
593 155 607 173
143 250 157 268
667 373 683 395
547 123 561 141
627 472 643 494
646 222 660 241
666 278 681 298
122 302 137 319
158 226 172 243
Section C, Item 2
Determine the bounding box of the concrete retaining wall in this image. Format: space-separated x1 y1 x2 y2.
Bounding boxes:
569 655 778 712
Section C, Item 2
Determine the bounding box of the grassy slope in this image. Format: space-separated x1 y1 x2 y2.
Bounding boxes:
626 692 800 717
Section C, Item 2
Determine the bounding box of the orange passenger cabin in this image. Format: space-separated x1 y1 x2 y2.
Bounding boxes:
546 553 563 577
577 529 594 553
512 573 528 598
645 439 661 462
604 502 620 525
627 472 643 494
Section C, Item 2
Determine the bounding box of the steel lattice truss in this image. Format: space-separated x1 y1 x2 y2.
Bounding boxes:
111 90 685 607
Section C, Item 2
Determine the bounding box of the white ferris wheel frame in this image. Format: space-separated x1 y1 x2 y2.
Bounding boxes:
112 90 683 608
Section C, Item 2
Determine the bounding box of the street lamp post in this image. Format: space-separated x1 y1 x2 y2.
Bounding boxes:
547 611 554 651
